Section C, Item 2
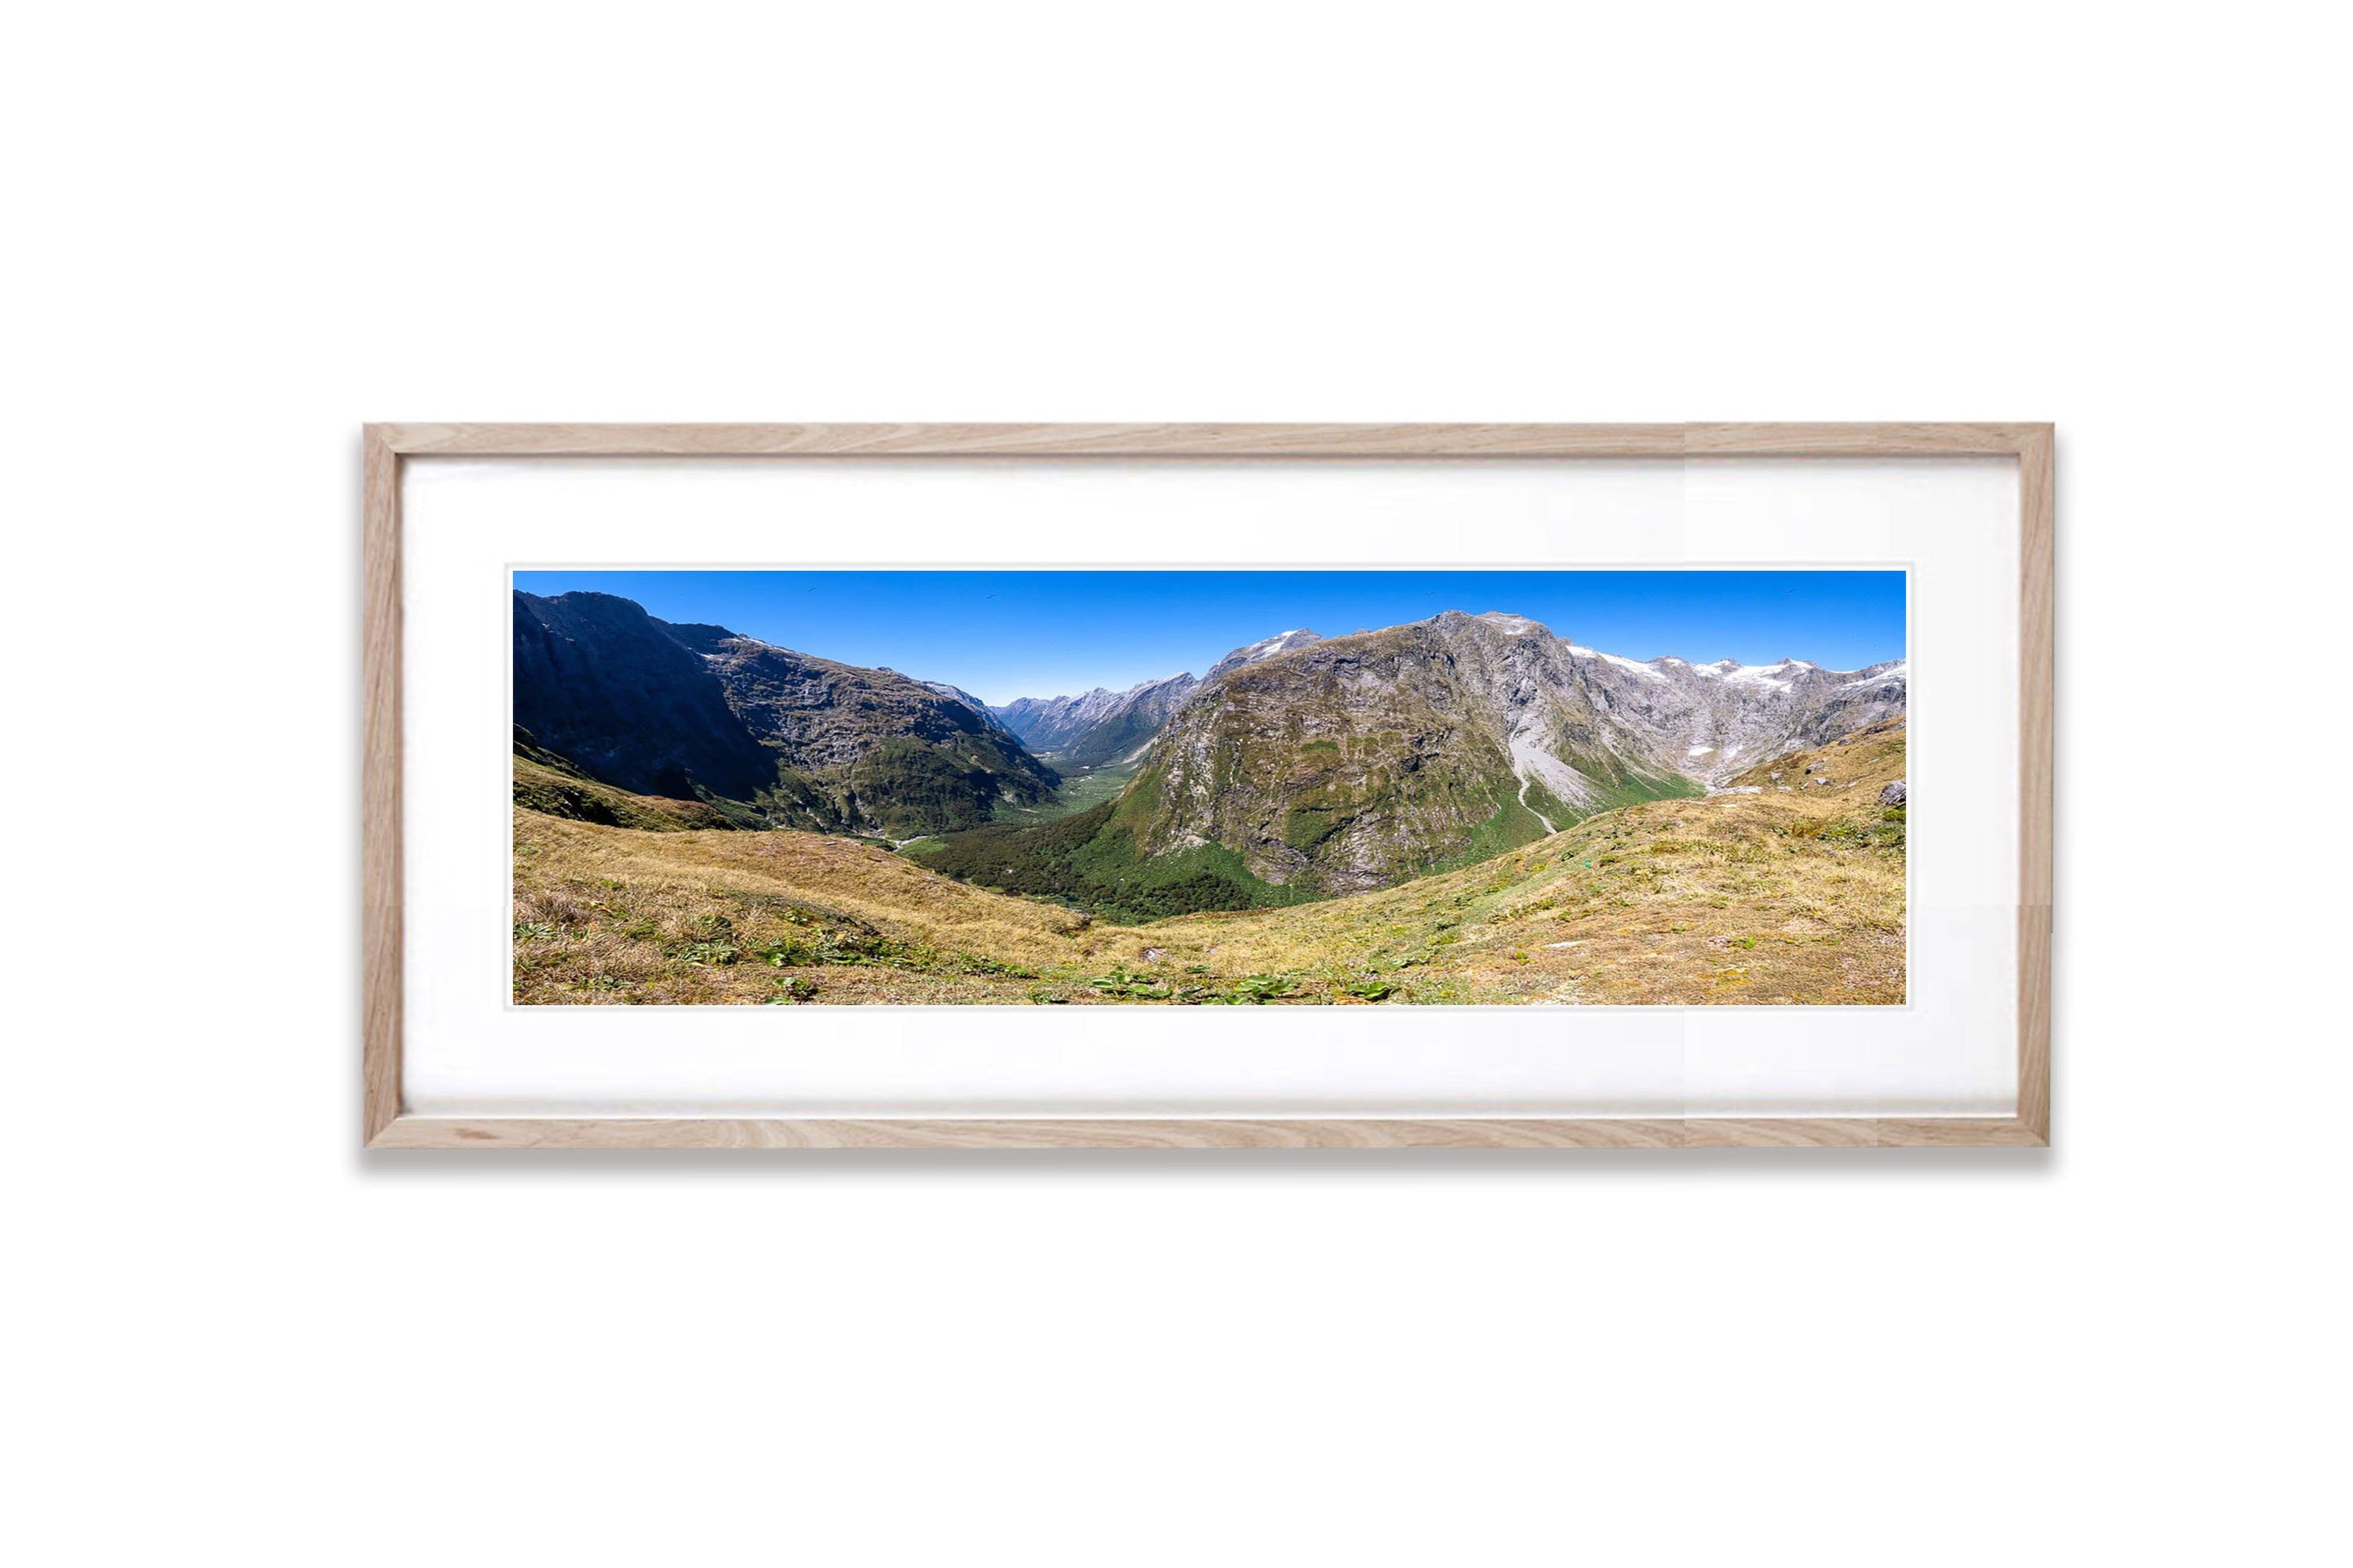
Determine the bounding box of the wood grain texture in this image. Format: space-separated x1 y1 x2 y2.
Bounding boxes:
382 423 1689 457
2016 425 2056 1141
367 1117 2046 1150
362 422 2055 1150
1685 422 2043 457
376 422 2042 460
362 426 402 1144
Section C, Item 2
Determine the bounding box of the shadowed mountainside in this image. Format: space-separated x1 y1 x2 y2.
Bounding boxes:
513 590 1058 837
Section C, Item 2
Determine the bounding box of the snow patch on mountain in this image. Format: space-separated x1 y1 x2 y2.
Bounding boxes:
1200 628 1325 687
919 679 995 715
1229 629 1318 663
1568 645 1670 679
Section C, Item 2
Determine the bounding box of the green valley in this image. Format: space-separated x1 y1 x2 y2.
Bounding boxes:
508 583 1910 1006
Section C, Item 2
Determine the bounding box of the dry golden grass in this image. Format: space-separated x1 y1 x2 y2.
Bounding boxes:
512 806 1119 1004
512 756 745 831
514 726 1906 1006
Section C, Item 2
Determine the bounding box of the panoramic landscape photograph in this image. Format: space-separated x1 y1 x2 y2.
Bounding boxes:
511 569 1909 1006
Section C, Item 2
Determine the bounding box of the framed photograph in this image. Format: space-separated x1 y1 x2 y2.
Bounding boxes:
364 424 2052 1148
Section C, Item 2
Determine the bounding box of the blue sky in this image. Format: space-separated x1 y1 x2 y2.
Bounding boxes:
513 569 1907 705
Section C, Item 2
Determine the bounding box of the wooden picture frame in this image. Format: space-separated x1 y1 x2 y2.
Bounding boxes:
364 423 2053 1149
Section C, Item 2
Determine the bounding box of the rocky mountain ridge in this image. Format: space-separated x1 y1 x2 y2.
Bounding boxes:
1202 628 1323 684
513 591 1057 836
950 609 1907 904
993 673 1200 766
991 628 1328 768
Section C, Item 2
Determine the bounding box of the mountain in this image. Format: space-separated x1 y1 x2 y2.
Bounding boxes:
917 679 999 719
993 673 1200 766
919 610 1905 912
512 591 785 802
1201 628 1322 684
1561 646 1909 785
1116 611 1710 897
513 591 1057 836
989 628 1324 768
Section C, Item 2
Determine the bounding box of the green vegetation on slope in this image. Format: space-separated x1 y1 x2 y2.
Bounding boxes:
913 740 1706 921
838 735 1031 838
907 799 1317 923
1566 754 1710 816
1420 760 1700 877
988 759 1142 826
514 729 1905 1006
1422 795 1553 875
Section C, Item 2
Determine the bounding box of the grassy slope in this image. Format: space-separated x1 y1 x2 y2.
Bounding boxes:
515 726 1905 1006
1425 759 1702 878
514 806 1098 1004
513 755 751 831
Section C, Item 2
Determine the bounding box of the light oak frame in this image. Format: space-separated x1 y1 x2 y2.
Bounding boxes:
363 423 2053 1149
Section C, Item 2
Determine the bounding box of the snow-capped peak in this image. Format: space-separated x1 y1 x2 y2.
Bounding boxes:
1474 611 1541 635
1204 628 1324 685
1841 660 1907 688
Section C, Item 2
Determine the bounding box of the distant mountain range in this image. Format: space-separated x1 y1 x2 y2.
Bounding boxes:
513 590 1904 912
993 674 1200 768
988 628 1327 768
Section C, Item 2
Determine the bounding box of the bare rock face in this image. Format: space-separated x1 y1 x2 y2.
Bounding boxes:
1879 780 1907 808
1563 649 1909 786
672 624 1039 777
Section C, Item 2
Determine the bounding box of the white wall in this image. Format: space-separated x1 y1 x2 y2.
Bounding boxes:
9 4 2343 1564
